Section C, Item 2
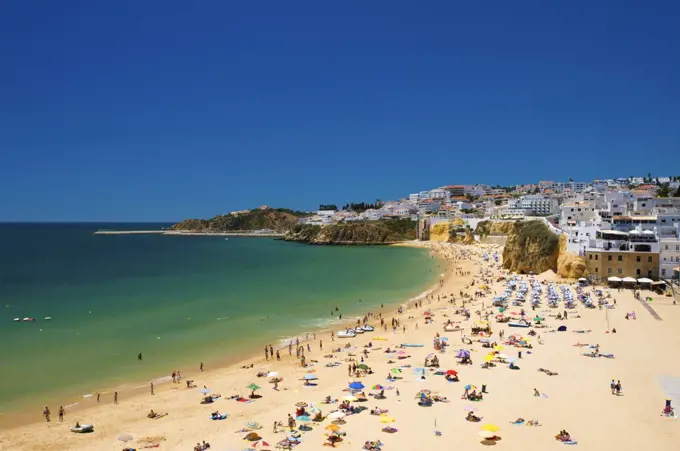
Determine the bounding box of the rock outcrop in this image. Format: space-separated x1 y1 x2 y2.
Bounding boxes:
501 221 561 274
170 208 306 233
284 219 417 245
556 235 588 279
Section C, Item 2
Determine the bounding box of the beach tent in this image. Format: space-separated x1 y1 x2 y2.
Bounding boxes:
607 276 622 283
622 277 638 284
637 278 653 284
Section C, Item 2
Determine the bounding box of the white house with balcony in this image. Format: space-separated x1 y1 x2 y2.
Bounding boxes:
517 195 558 216
560 201 597 227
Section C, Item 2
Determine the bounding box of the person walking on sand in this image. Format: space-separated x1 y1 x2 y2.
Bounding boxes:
320 340 323 350
58 406 65 422
150 382 154 395
610 379 616 395
264 346 269 361
114 392 118 404
616 380 622 395
200 362 204 372
43 406 50 422
97 392 100 403
276 350 281 361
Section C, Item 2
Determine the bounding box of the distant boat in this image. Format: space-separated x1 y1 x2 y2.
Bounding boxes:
22 317 35 322
225 238 229 241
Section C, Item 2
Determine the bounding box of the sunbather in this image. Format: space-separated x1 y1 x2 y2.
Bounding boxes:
555 430 571 442
466 411 481 422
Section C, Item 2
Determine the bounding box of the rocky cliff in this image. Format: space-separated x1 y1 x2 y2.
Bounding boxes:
170 208 306 233
501 221 561 274
498 220 587 278
556 235 588 279
284 219 417 245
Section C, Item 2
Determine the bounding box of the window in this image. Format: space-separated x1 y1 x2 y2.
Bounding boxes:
595 267 599 273
607 268 612 274
662 269 666 276
618 255 622 262
589 255 592 260
608 255 612 261
677 245 679 251
595 255 599 260
666 245 669 250
618 268 623 274
648 256 652 263
648 270 652 277
636 256 641 262
636 269 641 275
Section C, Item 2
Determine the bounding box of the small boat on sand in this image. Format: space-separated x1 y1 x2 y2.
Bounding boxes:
360 325 375 332
336 329 356 338
70 424 94 433
353 327 364 334
508 319 531 328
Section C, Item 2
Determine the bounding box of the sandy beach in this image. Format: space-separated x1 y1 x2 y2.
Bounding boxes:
2 241 679 451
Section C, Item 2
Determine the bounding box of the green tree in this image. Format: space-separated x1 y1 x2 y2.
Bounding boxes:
657 183 672 198
494 199 503 205
674 186 680 197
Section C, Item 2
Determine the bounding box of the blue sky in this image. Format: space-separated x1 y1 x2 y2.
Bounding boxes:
1 1 679 221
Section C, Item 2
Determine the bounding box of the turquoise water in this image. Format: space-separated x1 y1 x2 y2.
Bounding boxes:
0 223 438 412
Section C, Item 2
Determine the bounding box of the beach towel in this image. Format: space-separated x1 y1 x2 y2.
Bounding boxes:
511 420 525 425
563 441 578 445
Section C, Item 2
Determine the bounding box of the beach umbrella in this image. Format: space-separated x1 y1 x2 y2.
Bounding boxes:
483 354 494 362
245 420 262 430
244 432 262 441
457 350 470 358
445 370 458 376
357 364 369 370
303 374 318 380
199 388 211 394
328 411 345 419
343 395 358 402
253 440 270 448
493 345 504 351
390 368 402 374
267 371 279 378
296 415 311 422
440 337 448 342
478 430 496 439
295 401 308 408
349 382 364 390
480 338 492 343
247 383 261 391
464 384 477 391
325 424 340 432
372 384 384 390
463 406 478 412
481 424 499 432
117 434 133 443
379 416 396 423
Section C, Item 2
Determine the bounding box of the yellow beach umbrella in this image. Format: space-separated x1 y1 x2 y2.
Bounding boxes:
484 354 494 362
379 416 396 423
343 395 358 402
481 424 499 432
493 345 504 351
325 424 340 432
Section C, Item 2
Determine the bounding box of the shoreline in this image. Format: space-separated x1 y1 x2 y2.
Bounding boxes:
0 242 445 431
94 230 285 237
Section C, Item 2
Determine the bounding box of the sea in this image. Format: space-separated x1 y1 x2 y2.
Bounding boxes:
0 223 439 415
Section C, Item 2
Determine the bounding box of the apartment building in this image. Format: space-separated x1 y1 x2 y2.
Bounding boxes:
586 250 659 279
660 239 680 280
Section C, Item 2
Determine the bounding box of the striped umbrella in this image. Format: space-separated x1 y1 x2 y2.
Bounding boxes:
117 434 133 443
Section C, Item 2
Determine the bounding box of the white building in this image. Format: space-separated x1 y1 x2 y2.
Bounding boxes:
660 238 680 280
428 188 450 202
560 201 597 226
517 195 558 216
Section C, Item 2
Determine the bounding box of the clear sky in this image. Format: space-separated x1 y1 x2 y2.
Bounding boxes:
1 1 679 221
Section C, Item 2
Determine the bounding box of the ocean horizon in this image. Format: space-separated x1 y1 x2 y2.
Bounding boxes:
0 222 438 414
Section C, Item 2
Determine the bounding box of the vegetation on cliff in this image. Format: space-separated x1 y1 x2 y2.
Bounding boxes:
284 219 416 244
502 221 560 274
170 208 307 233
428 221 474 244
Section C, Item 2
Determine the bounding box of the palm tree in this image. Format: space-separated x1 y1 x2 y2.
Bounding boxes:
657 183 672 198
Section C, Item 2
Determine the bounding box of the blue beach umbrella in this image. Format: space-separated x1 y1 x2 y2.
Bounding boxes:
303 374 318 380
199 388 211 394
349 382 364 390
457 350 470 358
296 415 311 422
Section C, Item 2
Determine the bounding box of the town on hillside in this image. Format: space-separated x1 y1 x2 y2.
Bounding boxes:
295 176 680 283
